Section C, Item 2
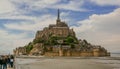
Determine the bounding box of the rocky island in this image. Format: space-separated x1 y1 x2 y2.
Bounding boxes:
14 9 110 57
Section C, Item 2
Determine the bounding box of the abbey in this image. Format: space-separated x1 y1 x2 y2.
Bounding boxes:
35 9 75 40
14 10 110 57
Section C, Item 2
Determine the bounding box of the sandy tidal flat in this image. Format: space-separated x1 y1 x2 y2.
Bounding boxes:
15 57 120 69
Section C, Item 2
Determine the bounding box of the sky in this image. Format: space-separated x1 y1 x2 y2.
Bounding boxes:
0 0 120 54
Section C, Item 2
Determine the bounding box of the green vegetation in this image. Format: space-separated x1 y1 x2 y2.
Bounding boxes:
33 35 78 48
45 36 78 46
50 36 58 45
65 36 74 43
25 42 33 53
64 36 78 44
33 38 44 44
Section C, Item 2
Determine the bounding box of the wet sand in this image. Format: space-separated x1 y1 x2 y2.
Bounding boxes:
14 56 120 69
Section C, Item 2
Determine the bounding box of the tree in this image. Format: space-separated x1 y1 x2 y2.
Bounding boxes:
66 36 74 44
26 42 33 53
33 38 44 44
83 39 88 44
49 36 58 45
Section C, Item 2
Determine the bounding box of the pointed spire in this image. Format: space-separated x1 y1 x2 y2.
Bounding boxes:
57 9 60 20
57 9 61 23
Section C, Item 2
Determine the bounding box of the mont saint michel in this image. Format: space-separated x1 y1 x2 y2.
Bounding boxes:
14 10 110 57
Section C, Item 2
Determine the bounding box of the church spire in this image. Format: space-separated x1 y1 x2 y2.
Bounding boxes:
57 9 61 23
57 9 60 20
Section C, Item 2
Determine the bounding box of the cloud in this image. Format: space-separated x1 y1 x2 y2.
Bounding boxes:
32 0 60 8
4 14 56 31
11 0 60 10
0 29 33 54
0 0 15 14
51 0 88 11
72 8 120 53
90 0 120 6
10 0 88 12
0 14 36 20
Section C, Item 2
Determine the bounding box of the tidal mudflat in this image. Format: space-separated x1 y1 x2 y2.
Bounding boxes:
14 56 120 69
